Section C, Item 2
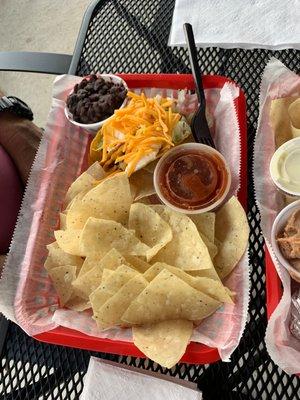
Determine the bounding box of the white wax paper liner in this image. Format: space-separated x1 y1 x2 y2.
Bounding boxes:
253 58 300 375
0 74 249 363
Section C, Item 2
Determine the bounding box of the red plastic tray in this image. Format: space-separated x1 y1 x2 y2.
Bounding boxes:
266 247 282 320
34 73 248 365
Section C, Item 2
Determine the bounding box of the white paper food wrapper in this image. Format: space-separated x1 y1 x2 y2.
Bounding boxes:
80 357 202 400
169 0 300 50
253 58 300 375
0 74 249 363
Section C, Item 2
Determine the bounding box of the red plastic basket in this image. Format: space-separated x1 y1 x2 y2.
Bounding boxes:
34 73 247 365
265 247 282 320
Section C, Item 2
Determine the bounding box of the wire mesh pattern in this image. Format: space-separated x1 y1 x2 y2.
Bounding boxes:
1 0 300 399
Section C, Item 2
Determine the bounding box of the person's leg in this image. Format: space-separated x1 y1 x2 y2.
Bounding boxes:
0 255 6 275
0 111 42 185
0 89 42 257
0 144 23 254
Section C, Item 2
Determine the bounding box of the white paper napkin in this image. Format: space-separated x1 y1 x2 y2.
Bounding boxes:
169 0 300 49
80 357 202 400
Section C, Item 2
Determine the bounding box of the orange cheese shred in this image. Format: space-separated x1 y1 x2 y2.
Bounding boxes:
91 91 181 176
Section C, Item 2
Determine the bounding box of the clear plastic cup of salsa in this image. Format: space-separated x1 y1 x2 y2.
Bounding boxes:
153 143 231 214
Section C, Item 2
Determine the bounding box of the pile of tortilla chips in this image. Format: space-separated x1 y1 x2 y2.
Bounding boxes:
45 162 249 368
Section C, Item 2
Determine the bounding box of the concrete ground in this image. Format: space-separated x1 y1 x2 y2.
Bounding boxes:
0 0 91 127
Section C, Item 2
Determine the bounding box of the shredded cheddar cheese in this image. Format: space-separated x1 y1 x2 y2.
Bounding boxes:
90 91 181 176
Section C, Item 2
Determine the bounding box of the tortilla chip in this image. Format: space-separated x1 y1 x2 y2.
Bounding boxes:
143 159 158 174
66 199 94 230
72 264 104 300
101 269 115 283
200 233 218 259
60 213 67 230
151 208 214 271
270 97 297 148
78 248 126 278
122 269 220 325
185 212 217 258
65 190 88 211
64 163 105 207
123 255 151 273
65 173 95 207
46 241 60 252
48 265 77 306
65 296 91 311
188 267 221 282
80 217 150 258
214 196 249 279
74 248 130 299
44 241 83 273
136 197 152 205
54 230 83 256
78 255 101 278
133 320 193 369
144 262 233 304
129 169 155 201
86 162 106 180
94 275 148 329
128 203 172 261
189 212 215 242
81 172 132 227
90 265 138 312
288 98 300 138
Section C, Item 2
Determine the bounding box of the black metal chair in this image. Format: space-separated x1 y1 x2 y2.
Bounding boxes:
0 0 97 76
0 51 72 75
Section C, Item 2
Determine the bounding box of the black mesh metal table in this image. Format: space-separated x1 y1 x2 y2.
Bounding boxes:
1 1 300 399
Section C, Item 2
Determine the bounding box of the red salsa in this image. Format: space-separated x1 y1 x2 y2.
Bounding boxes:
157 149 229 211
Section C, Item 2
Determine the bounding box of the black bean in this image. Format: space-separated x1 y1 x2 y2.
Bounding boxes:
90 93 100 102
77 89 88 98
86 83 93 91
67 75 127 124
80 115 89 124
93 81 102 91
78 79 88 89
